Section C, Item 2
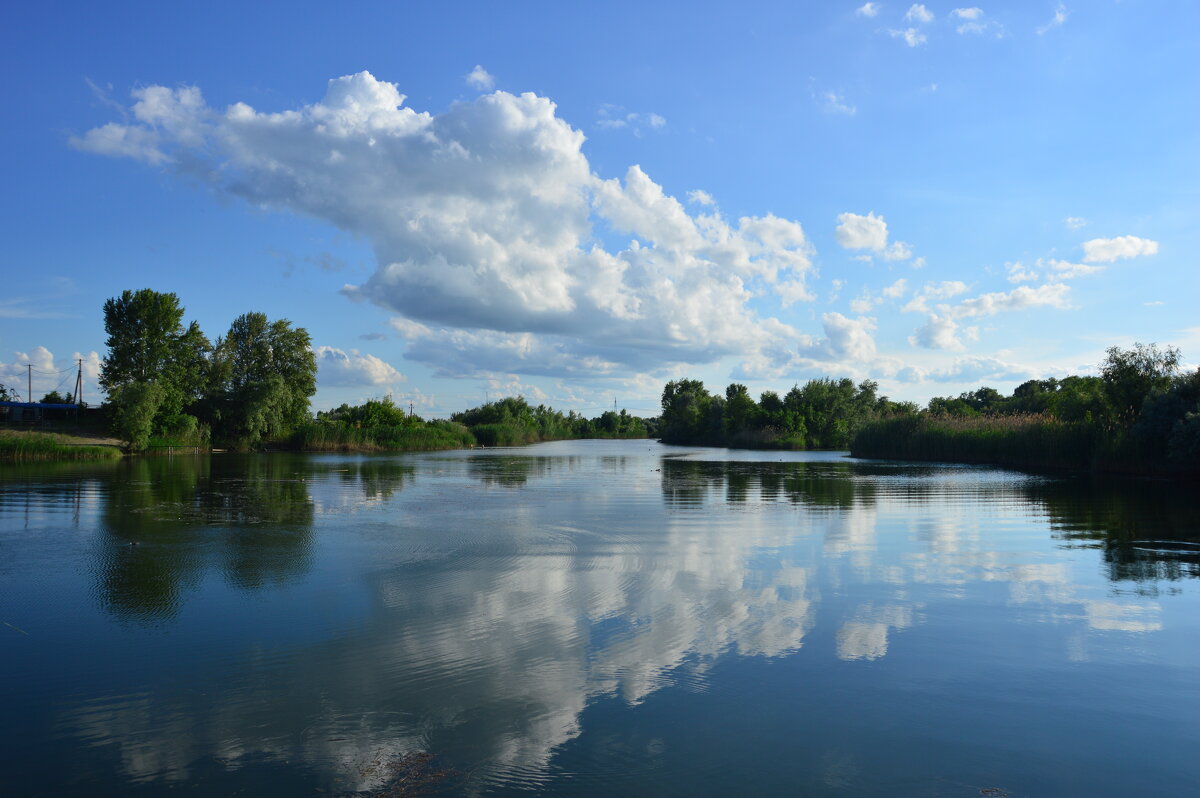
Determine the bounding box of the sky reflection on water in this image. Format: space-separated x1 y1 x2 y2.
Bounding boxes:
1 441 1198 796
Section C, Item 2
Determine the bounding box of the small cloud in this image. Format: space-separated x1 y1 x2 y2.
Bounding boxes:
882 240 912 261
951 7 983 19
1006 261 1039 283
823 90 857 116
596 105 666 136
835 211 916 263
1064 216 1088 230
1081 235 1159 263
905 4 934 23
687 189 715 206
359 332 387 341
836 211 889 252
1037 3 1068 35
465 65 495 90
882 278 909 298
889 27 928 46
856 2 881 17
1144 300 1164 307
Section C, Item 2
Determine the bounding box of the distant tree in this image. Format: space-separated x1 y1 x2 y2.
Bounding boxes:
1101 343 1181 424
206 312 317 447
39 390 73 404
0 382 18 402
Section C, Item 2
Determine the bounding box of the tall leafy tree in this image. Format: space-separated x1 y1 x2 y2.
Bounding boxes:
207 312 316 446
1101 343 1181 424
100 289 211 429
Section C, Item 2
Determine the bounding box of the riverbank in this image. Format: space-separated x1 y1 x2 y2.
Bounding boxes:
850 414 1197 478
0 429 124 462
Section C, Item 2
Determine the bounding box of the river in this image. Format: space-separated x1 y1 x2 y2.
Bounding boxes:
2 440 1198 796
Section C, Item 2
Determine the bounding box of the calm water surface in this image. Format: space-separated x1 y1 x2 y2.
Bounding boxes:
2 440 1198 796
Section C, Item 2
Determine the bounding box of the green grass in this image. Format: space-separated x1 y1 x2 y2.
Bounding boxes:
0 431 123 462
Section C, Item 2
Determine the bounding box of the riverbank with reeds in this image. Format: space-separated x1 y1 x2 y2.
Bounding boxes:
850 414 1195 478
290 419 477 452
0 430 124 462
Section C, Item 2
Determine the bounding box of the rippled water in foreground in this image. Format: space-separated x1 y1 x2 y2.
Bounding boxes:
2 440 1198 796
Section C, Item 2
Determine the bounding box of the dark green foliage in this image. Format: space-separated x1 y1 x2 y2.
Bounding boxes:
0 381 18 401
1101 342 1180 424
851 414 1104 472
853 345 1198 477
293 395 650 453
452 396 651 445
100 289 211 433
108 381 165 451
203 312 317 449
659 377 904 449
293 402 475 452
39 390 74 404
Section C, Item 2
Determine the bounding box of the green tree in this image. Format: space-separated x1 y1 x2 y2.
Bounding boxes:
1101 343 1181 425
39 390 73 404
109 382 165 451
100 289 211 430
206 312 316 447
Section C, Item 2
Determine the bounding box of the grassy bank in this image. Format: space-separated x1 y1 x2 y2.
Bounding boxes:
850 414 1192 477
0 430 124 462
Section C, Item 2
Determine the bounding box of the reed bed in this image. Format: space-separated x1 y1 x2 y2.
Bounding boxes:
0 431 123 462
292 420 476 452
850 414 1108 472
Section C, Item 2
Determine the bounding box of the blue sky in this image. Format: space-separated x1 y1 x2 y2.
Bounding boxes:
2 1 1196 416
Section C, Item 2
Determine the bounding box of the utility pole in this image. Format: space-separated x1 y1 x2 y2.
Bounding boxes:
409 401 414 418
27 364 32 403
75 359 84 407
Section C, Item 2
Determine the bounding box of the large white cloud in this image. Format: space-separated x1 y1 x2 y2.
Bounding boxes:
314 346 405 387
1081 235 1159 263
75 72 831 380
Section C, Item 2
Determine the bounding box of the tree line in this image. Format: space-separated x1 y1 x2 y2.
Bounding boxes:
97 288 654 452
853 344 1199 474
659 377 915 449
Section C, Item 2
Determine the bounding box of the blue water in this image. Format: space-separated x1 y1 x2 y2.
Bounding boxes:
1 440 1197 796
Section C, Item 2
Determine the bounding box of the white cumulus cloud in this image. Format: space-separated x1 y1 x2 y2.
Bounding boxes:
72 72 837 381
856 2 880 17
905 4 934 23
1081 235 1159 263
836 211 915 260
314 346 405 387
889 27 928 46
907 283 1071 350
465 65 495 90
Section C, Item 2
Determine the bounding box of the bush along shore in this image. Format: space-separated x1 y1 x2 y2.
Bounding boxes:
292 396 653 453
851 344 1200 478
